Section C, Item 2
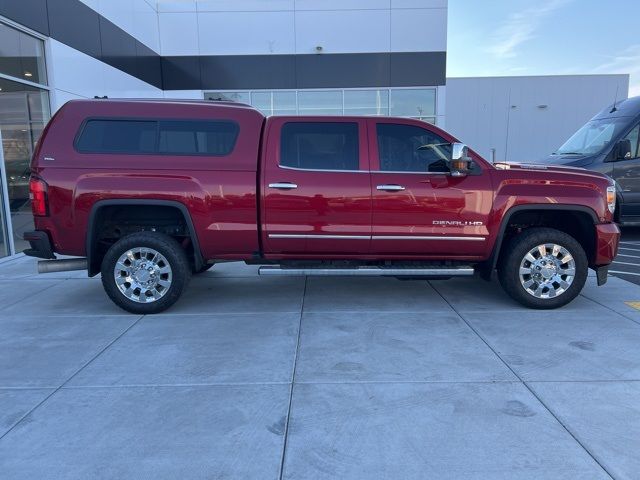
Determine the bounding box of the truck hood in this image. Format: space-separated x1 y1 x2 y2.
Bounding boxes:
491 162 615 223
493 162 612 183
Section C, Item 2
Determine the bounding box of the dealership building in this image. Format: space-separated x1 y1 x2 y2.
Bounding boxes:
0 0 630 258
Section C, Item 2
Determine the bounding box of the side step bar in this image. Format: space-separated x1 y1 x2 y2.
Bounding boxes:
259 266 475 277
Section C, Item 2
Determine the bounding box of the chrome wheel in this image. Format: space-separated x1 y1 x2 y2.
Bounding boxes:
519 243 576 299
114 247 172 303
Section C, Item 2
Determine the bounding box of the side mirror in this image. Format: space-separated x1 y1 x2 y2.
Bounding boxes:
616 139 632 160
450 142 473 177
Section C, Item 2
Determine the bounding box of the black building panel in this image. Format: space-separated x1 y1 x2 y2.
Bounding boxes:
295 53 390 89
390 52 447 87
161 56 201 90
47 0 101 59
135 41 162 89
99 17 137 78
200 55 297 90
0 0 49 35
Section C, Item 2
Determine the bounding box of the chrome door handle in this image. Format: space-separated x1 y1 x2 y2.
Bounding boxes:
268 182 298 190
377 184 406 192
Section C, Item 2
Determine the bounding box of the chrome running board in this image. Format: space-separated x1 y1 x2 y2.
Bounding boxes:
258 266 475 277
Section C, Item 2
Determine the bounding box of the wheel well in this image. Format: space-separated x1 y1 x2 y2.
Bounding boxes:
88 204 200 276
496 209 596 267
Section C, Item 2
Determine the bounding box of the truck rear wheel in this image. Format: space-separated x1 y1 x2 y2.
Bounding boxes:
101 232 191 314
497 227 588 309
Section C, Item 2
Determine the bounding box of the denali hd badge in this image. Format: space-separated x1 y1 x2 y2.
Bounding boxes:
433 220 484 226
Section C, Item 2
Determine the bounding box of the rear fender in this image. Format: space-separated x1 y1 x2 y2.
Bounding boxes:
86 199 204 276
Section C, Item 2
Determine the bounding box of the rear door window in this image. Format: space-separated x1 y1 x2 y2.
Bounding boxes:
280 122 359 171
76 120 157 153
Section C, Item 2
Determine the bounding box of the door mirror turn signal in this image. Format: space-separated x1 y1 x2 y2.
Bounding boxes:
450 143 473 177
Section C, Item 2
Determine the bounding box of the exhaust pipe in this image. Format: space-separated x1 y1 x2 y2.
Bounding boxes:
38 258 88 274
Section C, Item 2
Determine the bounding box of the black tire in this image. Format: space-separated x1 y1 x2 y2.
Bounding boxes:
497 227 588 309
193 263 215 274
101 232 191 314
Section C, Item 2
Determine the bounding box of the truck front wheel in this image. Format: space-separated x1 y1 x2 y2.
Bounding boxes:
101 232 191 314
497 227 588 309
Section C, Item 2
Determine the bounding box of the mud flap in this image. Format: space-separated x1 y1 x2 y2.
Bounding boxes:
594 266 609 286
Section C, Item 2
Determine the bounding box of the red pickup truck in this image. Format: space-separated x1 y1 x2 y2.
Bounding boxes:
24 99 620 313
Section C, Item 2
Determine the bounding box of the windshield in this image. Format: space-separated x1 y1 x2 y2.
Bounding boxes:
553 117 631 156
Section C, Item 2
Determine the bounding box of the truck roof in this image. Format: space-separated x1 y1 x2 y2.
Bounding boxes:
64 98 261 114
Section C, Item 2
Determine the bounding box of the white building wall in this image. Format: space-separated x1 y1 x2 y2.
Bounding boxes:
47 40 163 112
446 75 630 163
156 1 447 56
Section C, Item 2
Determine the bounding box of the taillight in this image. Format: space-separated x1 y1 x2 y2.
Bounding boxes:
29 176 48 217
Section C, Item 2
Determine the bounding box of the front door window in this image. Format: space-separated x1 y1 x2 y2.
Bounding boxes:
376 123 452 173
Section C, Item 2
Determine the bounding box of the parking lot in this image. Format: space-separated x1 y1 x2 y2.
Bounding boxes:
0 255 639 479
611 227 640 286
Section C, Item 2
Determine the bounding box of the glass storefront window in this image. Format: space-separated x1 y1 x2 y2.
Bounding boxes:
205 88 437 121
251 91 297 116
344 89 389 116
0 22 50 257
0 22 47 85
298 90 343 116
206 91 251 105
0 73 50 255
390 89 436 118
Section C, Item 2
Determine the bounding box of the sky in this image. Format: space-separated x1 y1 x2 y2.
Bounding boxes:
447 0 640 97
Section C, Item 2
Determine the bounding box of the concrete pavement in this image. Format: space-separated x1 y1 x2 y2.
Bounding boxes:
0 255 639 479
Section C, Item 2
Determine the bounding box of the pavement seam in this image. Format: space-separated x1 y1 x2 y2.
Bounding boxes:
0 278 62 311
4 378 637 390
3 378 638 393
0 314 145 443
579 293 640 327
429 281 617 480
56 379 522 388
278 275 307 480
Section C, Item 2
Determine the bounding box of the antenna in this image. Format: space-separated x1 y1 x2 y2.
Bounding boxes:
610 85 620 113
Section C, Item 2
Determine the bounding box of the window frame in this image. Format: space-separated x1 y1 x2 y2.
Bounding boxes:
73 117 240 157
277 120 364 173
0 19 49 90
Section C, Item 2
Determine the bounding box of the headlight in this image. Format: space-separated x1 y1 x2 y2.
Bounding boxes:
607 185 616 214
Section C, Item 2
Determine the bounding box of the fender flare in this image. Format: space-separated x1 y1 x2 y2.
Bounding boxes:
86 199 204 276
481 204 599 278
